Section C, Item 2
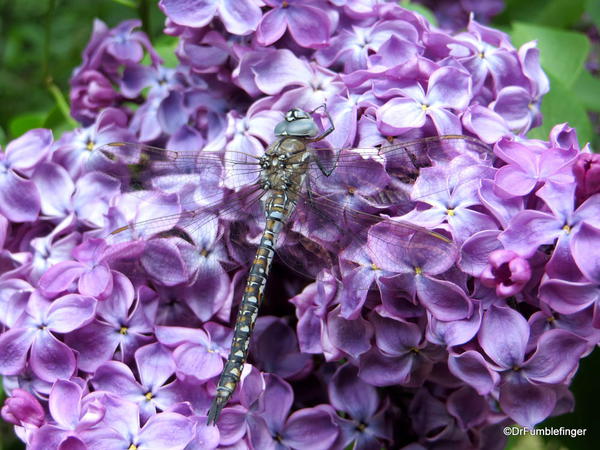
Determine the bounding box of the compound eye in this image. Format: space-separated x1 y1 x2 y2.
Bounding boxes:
287 108 310 121
285 109 297 121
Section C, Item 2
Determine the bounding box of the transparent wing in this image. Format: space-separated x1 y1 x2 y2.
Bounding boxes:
276 186 456 281
306 135 492 185
87 142 263 207
274 135 493 280
87 142 268 283
88 136 492 286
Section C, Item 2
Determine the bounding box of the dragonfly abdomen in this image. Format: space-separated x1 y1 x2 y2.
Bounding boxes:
207 190 296 424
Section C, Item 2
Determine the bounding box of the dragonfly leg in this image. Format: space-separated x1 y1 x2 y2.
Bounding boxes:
314 150 340 177
308 104 335 143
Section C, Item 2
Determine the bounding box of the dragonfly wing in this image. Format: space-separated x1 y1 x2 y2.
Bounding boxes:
307 135 492 185
87 142 263 208
275 135 492 283
99 187 267 286
87 142 269 285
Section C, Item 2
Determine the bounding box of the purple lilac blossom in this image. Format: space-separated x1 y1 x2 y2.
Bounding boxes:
0 2 598 449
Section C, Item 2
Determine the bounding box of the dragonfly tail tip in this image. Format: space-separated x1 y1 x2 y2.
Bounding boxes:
206 398 226 426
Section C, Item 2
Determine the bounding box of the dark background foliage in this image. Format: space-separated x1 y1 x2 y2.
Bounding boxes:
0 0 599 449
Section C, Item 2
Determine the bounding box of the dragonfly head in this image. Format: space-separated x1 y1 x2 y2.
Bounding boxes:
274 107 319 138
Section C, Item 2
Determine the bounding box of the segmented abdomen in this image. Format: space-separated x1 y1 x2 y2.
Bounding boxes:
207 190 294 424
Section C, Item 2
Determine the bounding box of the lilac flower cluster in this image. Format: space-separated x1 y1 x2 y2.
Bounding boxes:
1 1 599 449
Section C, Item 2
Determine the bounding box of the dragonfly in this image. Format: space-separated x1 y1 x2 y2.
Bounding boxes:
87 106 493 425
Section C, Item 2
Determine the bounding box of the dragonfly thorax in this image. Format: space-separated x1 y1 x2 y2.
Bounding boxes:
259 137 311 196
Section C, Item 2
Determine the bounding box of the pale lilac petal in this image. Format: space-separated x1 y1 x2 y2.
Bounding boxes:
159 0 217 28
427 66 471 109
166 125 204 152
253 49 313 95
371 314 420 356
540 279 597 314
31 163 74 218
218 0 262 35
459 230 503 277
216 406 247 445
141 239 190 286
478 179 523 228
499 210 561 257
0 328 36 375
78 264 112 297
358 348 414 386
492 86 532 130
286 5 330 48
376 98 426 135
30 332 76 381
573 194 600 227
260 374 293 429
416 276 472 321
29 426 69 450
523 330 588 383
478 305 528 368
5 128 52 170
66 321 120 372
38 261 86 296
282 406 339 450
49 380 82 429
448 350 499 395
256 9 287 46
462 105 510 144
157 91 187 135
500 381 555 429
427 107 462 135
519 41 549 97
0 279 33 328
329 364 378 419
248 417 276 450
79 428 125 450
137 412 194 449
136 343 175 387
92 361 141 397
327 308 373 358
173 342 223 382
46 294 96 333
0 171 41 222
572 222 600 281
427 304 482 347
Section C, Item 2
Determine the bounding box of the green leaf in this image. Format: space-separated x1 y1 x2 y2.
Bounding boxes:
110 0 137 8
399 1 438 27
8 112 47 138
510 22 590 89
43 106 77 136
496 0 586 28
46 83 78 129
507 435 546 450
144 35 179 68
0 125 6 148
527 73 593 147
586 0 600 30
573 69 600 112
